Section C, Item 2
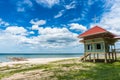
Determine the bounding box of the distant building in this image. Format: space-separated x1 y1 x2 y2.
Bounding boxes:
78 26 119 63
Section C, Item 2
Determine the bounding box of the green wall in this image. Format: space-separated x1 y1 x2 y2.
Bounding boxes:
84 38 105 53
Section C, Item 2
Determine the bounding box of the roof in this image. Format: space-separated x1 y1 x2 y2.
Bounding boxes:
114 36 120 39
78 26 108 38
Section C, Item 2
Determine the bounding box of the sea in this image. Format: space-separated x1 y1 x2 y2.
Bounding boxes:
0 53 83 62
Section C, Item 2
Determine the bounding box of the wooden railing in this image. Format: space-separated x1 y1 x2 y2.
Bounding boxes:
80 53 91 61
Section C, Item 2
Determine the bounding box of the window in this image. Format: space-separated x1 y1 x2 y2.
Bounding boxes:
96 43 101 50
87 44 90 50
87 44 92 50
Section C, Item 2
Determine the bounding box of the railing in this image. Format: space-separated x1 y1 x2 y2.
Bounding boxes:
80 53 91 61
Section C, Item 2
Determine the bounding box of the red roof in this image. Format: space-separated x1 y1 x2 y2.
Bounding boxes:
78 26 108 38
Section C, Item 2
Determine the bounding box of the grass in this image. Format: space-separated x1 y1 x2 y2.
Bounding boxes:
0 58 120 80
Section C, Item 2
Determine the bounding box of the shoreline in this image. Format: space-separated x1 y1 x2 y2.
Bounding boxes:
0 57 79 67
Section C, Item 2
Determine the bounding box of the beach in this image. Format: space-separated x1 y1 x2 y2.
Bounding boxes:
0 56 120 80
0 57 78 67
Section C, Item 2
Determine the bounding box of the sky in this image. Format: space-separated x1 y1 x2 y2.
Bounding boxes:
0 0 120 53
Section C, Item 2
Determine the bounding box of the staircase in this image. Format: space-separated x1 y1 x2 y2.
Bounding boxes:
80 53 91 61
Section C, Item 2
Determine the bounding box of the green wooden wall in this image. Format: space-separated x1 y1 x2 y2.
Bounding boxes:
84 38 106 53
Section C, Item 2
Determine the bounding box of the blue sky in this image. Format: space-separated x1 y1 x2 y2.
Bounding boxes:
0 0 120 53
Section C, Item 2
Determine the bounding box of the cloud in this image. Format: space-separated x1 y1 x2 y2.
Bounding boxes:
69 17 81 22
2 19 79 49
64 1 76 10
54 1 77 19
30 19 46 30
0 18 9 27
30 19 46 25
0 26 32 52
31 25 39 30
69 23 87 32
5 26 27 36
16 0 33 12
35 0 59 8
17 27 79 48
0 18 80 52
98 0 120 35
54 10 65 18
35 27 79 48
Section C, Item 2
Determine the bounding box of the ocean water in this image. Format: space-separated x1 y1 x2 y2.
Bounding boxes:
0 53 83 62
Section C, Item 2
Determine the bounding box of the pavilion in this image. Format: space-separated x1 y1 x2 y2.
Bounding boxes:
78 26 120 63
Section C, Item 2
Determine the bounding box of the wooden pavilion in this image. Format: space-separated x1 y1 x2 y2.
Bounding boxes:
78 26 119 63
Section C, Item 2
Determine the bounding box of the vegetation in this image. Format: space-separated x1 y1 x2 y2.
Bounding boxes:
0 58 120 80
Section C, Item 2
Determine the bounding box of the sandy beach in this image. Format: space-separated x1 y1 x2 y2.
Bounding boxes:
0 57 78 67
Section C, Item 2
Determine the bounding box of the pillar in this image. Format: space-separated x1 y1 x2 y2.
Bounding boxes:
115 52 117 61
97 53 99 59
104 53 107 63
93 53 96 63
108 52 111 62
112 53 114 61
114 44 117 61
89 53 91 61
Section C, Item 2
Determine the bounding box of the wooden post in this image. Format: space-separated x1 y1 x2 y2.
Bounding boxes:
115 52 117 61
89 54 91 61
108 52 111 62
112 53 114 61
97 53 99 59
83 44 86 62
93 53 96 63
83 53 86 61
104 53 107 63
114 44 117 61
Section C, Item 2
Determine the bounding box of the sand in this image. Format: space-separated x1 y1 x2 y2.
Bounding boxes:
0 57 77 67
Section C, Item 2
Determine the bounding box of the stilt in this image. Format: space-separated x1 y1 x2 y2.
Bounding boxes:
108 52 111 62
83 53 86 61
93 53 96 63
97 53 99 59
112 53 114 61
113 53 115 61
89 53 91 61
115 52 117 61
113 44 116 61
104 53 107 63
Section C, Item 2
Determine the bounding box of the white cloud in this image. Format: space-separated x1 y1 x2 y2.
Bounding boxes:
35 0 59 8
54 10 65 18
69 23 87 32
98 0 120 35
0 19 81 53
38 27 69 35
69 17 81 22
0 26 32 52
3 20 78 49
29 31 34 34
35 27 79 48
31 25 39 30
30 19 46 30
54 1 76 19
19 27 79 48
30 19 46 25
64 1 76 10
0 18 9 26
5 26 27 36
16 0 33 12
